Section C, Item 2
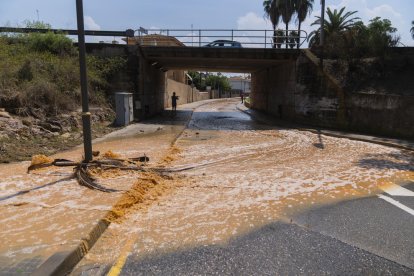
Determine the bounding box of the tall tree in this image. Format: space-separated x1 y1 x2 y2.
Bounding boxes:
263 0 281 48
294 0 314 48
277 0 296 48
308 7 359 47
263 0 281 30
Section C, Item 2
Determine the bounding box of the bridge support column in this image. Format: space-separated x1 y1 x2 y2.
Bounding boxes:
251 61 297 119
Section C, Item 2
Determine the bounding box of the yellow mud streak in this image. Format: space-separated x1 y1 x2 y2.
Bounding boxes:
161 145 182 164
104 172 178 223
102 150 121 159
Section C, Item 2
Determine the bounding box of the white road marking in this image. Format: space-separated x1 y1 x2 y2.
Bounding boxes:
379 183 414 197
378 195 414 216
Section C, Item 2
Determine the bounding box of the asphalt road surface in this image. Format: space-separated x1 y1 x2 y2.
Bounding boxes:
72 98 414 275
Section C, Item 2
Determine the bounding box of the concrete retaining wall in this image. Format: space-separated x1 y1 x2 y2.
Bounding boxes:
294 52 414 138
250 51 414 139
346 93 414 138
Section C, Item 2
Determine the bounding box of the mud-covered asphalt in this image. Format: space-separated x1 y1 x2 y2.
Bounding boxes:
71 98 414 275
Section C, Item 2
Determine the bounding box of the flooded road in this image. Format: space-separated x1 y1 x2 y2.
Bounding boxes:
72 98 414 275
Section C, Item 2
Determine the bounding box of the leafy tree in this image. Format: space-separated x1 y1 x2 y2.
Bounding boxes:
308 7 359 47
288 30 299 48
21 20 74 55
24 20 51 29
274 29 285 48
366 17 399 54
188 72 231 92
206 74 231 92
294 0 314 48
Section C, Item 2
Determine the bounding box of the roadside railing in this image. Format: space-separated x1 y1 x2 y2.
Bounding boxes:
135 29 308 49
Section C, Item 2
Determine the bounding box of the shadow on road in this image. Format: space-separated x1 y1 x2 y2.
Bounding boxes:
356 151 414 171
313 130 325 149
120 220 413 275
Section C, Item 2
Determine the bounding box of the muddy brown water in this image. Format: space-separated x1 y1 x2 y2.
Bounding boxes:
72 99 414 273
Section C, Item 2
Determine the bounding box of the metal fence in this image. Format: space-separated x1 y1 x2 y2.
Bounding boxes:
0 27 308 48
136 29 308 49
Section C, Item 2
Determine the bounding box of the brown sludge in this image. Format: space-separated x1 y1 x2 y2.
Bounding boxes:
30 154 53 165
104 171 174 223
162 145 182 164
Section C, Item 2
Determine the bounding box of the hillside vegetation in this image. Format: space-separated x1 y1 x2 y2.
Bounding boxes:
0 26 126 162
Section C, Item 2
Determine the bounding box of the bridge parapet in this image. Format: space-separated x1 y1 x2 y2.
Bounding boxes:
131 29 307 49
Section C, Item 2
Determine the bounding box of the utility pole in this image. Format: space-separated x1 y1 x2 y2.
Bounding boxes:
320 0 325 68
76 0 93 162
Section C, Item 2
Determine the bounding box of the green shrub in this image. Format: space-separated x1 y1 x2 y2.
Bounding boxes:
17 60 33 81
22 80 75 116
0 22 127 117
26 32 75 55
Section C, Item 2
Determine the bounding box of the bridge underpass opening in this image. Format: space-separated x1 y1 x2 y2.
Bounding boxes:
137 46 300 119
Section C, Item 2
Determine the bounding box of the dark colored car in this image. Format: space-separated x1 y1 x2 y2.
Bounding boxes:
204 40 242 48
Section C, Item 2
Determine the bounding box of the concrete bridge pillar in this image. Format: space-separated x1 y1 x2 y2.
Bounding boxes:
251 60 297 119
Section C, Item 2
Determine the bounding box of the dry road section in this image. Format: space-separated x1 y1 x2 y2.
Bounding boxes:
70 99 414 275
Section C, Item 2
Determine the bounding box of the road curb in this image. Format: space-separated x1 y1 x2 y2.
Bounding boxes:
236 104 414 152
31 105 204 275
32 220 109 276
301 128 414 152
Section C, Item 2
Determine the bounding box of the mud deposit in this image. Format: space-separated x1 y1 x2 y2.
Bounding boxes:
72 99 414 274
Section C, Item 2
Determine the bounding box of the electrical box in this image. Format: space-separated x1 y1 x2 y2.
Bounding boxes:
115 92 134 126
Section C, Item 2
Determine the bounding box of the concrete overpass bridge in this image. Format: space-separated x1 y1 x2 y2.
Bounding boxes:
140 46 299 73
2 27 412 138
1 26 305 121
134 45 301 121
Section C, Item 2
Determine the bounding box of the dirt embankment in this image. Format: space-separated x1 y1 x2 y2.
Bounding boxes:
0 107 117 163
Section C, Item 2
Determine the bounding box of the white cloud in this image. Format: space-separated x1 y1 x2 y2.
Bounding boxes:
237 12 271 30
84 16 101 30
366 4 401 19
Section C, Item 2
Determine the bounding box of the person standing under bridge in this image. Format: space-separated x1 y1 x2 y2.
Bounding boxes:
172 92 179 114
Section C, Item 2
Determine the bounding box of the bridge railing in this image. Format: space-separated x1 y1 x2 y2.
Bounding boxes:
136 29 308 49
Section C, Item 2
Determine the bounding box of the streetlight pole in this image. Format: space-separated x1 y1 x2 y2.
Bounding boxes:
76 0 93 162
319 0 325 68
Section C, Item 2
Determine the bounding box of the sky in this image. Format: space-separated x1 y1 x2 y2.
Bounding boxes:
1 0 413 46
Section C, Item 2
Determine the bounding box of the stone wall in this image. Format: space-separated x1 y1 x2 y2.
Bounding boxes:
346 93 414 138
250 50 414 139
295 52 414 138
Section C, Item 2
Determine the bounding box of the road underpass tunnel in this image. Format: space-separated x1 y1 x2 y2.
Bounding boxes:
136 46 300 119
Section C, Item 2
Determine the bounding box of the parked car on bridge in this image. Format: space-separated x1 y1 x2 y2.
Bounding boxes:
204 40 242 48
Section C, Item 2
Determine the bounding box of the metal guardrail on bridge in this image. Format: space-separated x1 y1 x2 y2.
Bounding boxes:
0 27 307 49
135 28 307 49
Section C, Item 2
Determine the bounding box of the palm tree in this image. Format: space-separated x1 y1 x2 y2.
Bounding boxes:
411 20 414 40
294 0 314 48
263 0 281 48
308 7 360 47
263 0 281 30
277 0 296 48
